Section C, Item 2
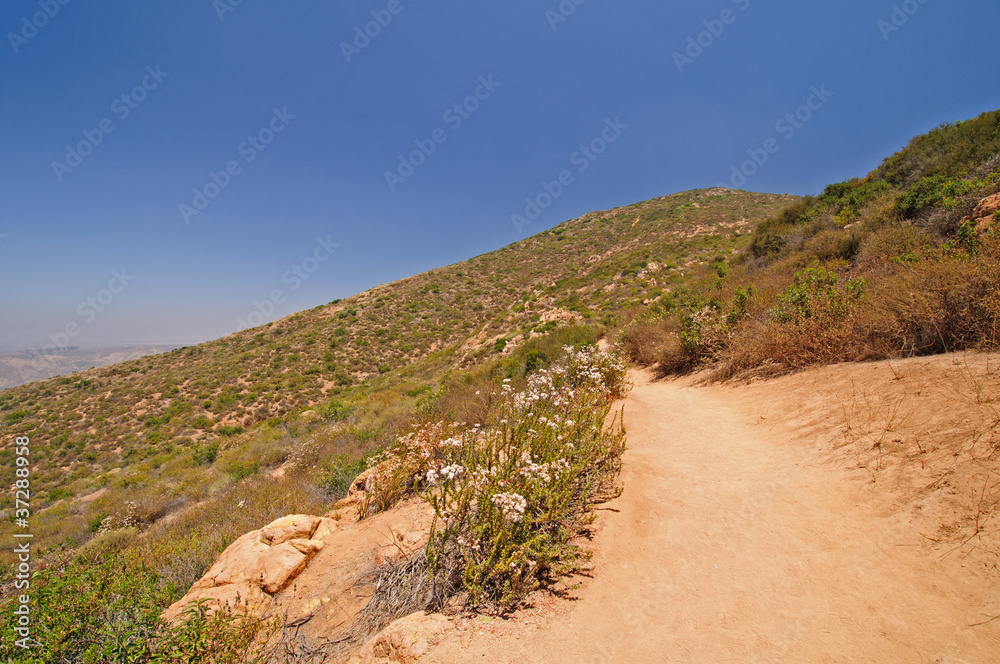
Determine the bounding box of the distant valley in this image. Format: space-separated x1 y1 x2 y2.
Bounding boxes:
0 345 183 390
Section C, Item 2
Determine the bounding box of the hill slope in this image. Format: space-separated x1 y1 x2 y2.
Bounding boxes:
0 188 795 556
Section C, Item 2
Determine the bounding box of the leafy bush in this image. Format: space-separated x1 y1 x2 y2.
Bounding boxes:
191 442 219 466
523 350 544 374
876 110 1000 186
226 461 258 481
772 266 865 323
0 550 276 663
190 415 214 430
422 346 627 610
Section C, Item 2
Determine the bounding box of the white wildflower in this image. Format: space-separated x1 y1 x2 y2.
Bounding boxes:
491 492 527 523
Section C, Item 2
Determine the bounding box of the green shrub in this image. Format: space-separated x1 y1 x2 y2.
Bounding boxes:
47 487 73 502
318 456 368 499
226 461 258 481
422 346 628 610
0 550 277 663
523 350 544 374
190 415 214 430
772 266 865 323
191 443 219 466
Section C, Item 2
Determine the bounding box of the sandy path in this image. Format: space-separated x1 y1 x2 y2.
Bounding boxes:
433 370 999 663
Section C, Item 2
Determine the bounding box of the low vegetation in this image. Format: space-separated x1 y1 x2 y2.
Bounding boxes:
2 108 1000 662
617 110 1000 379
362 345 628 611
0 189 791 567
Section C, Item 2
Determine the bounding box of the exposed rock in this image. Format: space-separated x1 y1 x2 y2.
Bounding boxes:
348 612 455 664
162 498 436 656
972 192 1000 218
963 192 1000 233
349 466 378 496
260 514 322 545
162 582 273 624
163 514 331 623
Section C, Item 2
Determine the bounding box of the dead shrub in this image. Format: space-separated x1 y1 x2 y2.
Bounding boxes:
617 319 676 366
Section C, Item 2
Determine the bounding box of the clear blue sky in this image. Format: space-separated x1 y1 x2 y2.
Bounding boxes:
1 0 998 350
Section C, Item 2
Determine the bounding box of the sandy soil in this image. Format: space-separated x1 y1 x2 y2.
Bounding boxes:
423 356 1000 663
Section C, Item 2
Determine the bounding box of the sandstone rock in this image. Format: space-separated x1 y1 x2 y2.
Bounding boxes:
349 612 455 664
194 530 271 590
260 514 321 545
162 581 271 624
163 514 333 624
962 193 1000 234
162 498 435 656
259 539 324 594
348 466 377 495
972 192 1000 219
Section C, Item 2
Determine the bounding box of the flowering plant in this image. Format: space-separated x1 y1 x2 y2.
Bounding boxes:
418 345 628 610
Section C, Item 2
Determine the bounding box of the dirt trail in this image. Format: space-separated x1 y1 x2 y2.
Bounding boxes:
430 367 1000 663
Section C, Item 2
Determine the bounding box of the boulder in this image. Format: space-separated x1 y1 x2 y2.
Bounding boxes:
972 192 1000 219
260 514 321 545
349 612 455 664
962 192 1000 234
162 581 271 624
163 514 333 624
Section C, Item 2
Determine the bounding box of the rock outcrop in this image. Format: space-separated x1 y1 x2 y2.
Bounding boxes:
162 498 435 648
162 514 333 623
965 192 1000 233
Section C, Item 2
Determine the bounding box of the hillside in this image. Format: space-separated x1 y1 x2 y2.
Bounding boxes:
3 107 1000 663
0 189 795 562
618 109 1000 379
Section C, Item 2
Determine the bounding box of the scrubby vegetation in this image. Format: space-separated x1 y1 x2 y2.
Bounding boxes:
0 189 791 566
2 107 1000 662
617 110 1000 378
0 338 626 662
362 345 628 611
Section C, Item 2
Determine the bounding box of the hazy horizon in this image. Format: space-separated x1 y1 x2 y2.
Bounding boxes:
3 0 999 350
